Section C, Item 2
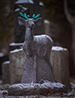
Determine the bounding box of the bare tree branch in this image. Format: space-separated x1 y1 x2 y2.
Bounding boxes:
64 0 73 24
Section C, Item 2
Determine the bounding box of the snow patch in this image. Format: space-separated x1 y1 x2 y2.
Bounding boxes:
0 53 4 57
34 34 53 44
52 46 67 51
10 49 23 53
3 61 10 64
44 20 50 24
39 2 43 6
15 0 34 4
42 82 64 89
15 8 20 12
10 43 23 46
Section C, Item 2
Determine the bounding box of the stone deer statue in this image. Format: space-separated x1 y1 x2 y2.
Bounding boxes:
18 13 55 83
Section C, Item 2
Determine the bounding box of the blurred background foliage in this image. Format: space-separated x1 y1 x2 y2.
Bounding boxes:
40 0 75 76
41 0 72 50
0 0 16 52
0 0 15 41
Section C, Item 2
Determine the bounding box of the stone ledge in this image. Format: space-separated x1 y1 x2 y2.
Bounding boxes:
8 82 67 96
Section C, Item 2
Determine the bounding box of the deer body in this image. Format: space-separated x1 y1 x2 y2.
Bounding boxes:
18 16 55 83
24 34 53 57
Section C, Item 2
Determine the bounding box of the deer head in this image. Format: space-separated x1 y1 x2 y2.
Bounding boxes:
18 12 41 28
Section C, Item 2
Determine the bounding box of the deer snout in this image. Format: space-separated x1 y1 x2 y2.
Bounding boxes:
32 23 35 28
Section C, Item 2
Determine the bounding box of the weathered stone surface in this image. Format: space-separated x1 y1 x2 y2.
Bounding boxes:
21 35 55 83
9 49 25 84
9 46 70 88
51 46 70 89
21 55 55 83
36 57 55 82
2 61 10 84
8 82 67 96
44 20 50 35
21 55 36 83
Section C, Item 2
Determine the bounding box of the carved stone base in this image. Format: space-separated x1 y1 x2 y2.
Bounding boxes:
8 81 67 96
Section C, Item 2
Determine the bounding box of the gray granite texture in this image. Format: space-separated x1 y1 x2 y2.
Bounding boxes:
8 81 67 96
0 82 75 97
44 20 50 35
21 35 55 83
18 13 55 83
9 49 25 84
2 61 10 84
9 46 70 90
51 46 71 89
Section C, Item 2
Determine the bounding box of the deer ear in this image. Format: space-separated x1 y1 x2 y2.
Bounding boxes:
18 17 26 26
34 17 41 26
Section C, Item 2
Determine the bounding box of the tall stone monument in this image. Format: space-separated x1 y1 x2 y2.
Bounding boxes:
14 0 45 43
9 0 45 51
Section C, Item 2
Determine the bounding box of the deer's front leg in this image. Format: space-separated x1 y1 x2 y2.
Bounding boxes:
23 41 38 57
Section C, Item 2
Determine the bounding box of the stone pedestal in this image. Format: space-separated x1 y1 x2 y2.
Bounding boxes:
8 82 67 96
9 49 25 84
2 61 10 84
51 46 70 89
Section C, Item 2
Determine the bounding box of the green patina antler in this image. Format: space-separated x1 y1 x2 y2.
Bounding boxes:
19 12 30 19
19 12 40 19
32 14 40 19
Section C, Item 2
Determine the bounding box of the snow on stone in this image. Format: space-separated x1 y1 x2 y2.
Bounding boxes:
10 49 23 53
44 20 50 24
0 53 4 57
52 46 67 51
42 82 65 89
15 8 20 12
15 0 34 4
34 34 53 44
10 43 23 46
39 2 43 6
3 61 10 64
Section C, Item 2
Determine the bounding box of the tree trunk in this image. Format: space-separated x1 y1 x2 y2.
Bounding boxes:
64 0 73 24
72 18 75 75
63 0 75 76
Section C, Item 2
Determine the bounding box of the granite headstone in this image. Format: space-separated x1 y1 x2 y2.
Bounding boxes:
51 46 71 89
9 49 25 84
2 61 10 84
14 0 45 43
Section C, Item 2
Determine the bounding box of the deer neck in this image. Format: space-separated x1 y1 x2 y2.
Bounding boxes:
25 27 34 41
